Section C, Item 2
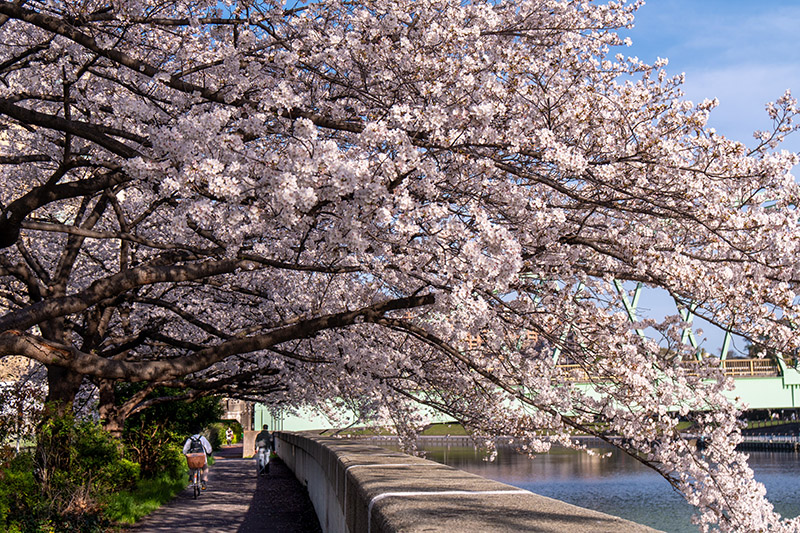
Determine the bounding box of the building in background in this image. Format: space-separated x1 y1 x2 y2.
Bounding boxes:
221 398 254 431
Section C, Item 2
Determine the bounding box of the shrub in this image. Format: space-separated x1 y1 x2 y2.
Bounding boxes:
122 423 185 480
0 414 134 533
206 421 244 448
71 422 140 494
206 422 228 450
34 413 139 528
38 414 139 498
0 453 41 531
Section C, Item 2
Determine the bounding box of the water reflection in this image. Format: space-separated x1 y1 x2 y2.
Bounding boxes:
381 442 800 533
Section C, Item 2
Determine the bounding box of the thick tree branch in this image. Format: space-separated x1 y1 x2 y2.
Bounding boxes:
0 255 255 331
0 166 129 248
0 98 142 158
0 293 436 380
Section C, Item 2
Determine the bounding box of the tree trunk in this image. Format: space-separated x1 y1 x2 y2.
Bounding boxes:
44 364 84 416
35 365 84 487
98 379 125 438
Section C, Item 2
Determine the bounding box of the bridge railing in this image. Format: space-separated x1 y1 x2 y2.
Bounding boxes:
557 358 780 382
720 358 779 376
557 364 590 381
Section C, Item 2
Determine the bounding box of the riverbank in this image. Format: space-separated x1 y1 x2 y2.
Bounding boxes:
743 420 800 435
361 423 800 453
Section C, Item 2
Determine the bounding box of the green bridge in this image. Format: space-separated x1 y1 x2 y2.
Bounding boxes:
563 356 800 410
254 282 800 432
255 357 800 433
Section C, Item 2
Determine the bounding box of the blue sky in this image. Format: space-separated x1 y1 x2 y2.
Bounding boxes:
623 0 800 153
616 1 800 355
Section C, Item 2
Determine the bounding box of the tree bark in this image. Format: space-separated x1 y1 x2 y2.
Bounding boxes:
98 379 124 438
44 363 83 415
35 364 84 483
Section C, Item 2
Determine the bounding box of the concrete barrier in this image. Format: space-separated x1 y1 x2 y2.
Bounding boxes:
274 431 660 533
242 430 257 457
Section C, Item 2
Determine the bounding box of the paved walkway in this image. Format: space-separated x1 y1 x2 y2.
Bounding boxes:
129 445 321 533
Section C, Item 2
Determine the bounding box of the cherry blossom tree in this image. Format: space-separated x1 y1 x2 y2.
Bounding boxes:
1 0 800 529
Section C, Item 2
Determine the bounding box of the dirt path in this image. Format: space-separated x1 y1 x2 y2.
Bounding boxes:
129 445 322 533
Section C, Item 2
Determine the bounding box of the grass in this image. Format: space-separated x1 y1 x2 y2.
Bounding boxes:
104 456 215 525
420 422 696 437
320 426 394 437
746 419 795 430
420 423 469 436
104 471 187 525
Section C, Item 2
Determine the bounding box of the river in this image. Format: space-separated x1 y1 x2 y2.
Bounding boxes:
392 442 800 532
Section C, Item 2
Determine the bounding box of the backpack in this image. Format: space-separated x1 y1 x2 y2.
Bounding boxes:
188 435 205 454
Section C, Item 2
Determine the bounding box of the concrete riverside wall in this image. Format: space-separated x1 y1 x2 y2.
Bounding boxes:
274 431 661 533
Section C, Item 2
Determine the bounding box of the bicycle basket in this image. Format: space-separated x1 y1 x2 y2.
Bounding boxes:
185 453 206 469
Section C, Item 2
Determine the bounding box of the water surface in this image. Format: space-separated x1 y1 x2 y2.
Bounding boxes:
391 442 800 532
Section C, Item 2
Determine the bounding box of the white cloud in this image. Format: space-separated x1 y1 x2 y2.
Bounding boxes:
626 1 800 152
681 65 800 151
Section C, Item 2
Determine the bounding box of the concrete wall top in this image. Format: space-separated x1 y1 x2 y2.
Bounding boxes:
275 431 661 533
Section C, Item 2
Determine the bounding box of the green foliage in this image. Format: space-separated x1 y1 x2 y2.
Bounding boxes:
0 413 134 533
71 426 140 494
12 512 114 533
0 453 41 531
206 421 241 449
124 428 185 482
206 422 223 450
35 412 139 526
40 415 134 495
229 420 243 443
1 390 231 531
116 385 222 478
104 470 187 525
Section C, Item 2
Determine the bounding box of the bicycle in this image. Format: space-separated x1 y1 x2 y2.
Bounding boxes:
185 453 206 499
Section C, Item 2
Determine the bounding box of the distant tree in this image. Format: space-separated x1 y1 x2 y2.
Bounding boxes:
1 0 800 530
117 384 222 477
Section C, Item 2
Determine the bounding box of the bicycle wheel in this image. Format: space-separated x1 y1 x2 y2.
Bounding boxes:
193 470 200 499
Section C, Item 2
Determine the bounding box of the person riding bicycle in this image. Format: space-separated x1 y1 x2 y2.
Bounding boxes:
183 429 213 489
254 424 273 476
